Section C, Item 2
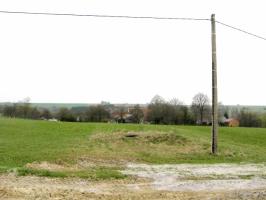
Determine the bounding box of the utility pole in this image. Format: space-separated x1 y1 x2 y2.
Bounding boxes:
211 14 218 154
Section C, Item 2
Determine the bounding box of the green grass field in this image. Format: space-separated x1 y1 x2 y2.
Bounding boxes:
1 117 266 179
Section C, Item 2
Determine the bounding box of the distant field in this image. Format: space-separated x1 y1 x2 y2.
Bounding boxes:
0 117 266 179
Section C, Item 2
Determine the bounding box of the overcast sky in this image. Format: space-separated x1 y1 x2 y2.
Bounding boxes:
0 0 266 105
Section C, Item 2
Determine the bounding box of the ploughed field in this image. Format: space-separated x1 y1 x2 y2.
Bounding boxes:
0 117 266 199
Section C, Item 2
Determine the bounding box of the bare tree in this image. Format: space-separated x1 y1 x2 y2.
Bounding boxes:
17 97 31 118
115 106 126 123
130 105 144 123
147 95 165 124
191 93 210 125
169 98 183 106
150 95 165 104
85 105 110 122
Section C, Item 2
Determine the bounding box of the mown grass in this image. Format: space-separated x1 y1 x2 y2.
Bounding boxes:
16 167 126 180
1 117 266 178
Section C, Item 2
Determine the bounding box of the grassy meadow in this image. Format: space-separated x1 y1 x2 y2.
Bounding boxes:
0 117 266 178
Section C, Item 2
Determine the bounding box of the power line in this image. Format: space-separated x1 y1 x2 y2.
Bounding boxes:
216 20 266 41
1 10 265 41
0 10 209 21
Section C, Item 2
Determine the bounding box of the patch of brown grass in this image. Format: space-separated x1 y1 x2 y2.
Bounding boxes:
25 161 74 172
85 131 206 164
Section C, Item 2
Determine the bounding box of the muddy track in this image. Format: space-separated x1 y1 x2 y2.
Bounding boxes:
1 163 266 200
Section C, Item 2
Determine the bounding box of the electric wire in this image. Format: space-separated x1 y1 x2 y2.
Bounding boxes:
0 10 266 41
0 10 209 21
215 20 266 41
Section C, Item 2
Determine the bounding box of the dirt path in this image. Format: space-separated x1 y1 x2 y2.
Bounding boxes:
1 163 266 199
123 163 266 191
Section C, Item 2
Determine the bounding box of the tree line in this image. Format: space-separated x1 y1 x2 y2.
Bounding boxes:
1 94 266 128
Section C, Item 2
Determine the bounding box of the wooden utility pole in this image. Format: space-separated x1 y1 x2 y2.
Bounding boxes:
211 14 218 154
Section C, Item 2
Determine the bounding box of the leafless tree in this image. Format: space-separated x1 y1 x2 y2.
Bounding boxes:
150 95 165 104
130 105 144 123
191 93 210 124
169 98 183 106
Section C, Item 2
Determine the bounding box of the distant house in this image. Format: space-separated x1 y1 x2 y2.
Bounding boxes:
110 105 147 123
111 112 134 123
224 118 239 127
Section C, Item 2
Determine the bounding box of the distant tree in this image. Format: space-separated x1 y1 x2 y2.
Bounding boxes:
57 108 76 122
41 109 52 119
2 101 41 120
218 102 229 123
191 93 210 125
70 107 88 122
29 107 41 119
181 105 195 124
147 95 165 124
161 103 176 124
224 111 229 119
115 106 126 123
230 106 241 119
0 105 3 114
130 105 144 123
238 108 261 127
169 98 183 106
169 98 186 124
147 95 190 125
260 114 266 128
150 95 165 104
3 104 16 117
85 105 110 122
18 97 31 118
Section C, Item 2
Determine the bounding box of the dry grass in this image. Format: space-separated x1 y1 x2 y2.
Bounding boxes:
86 131 206 164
